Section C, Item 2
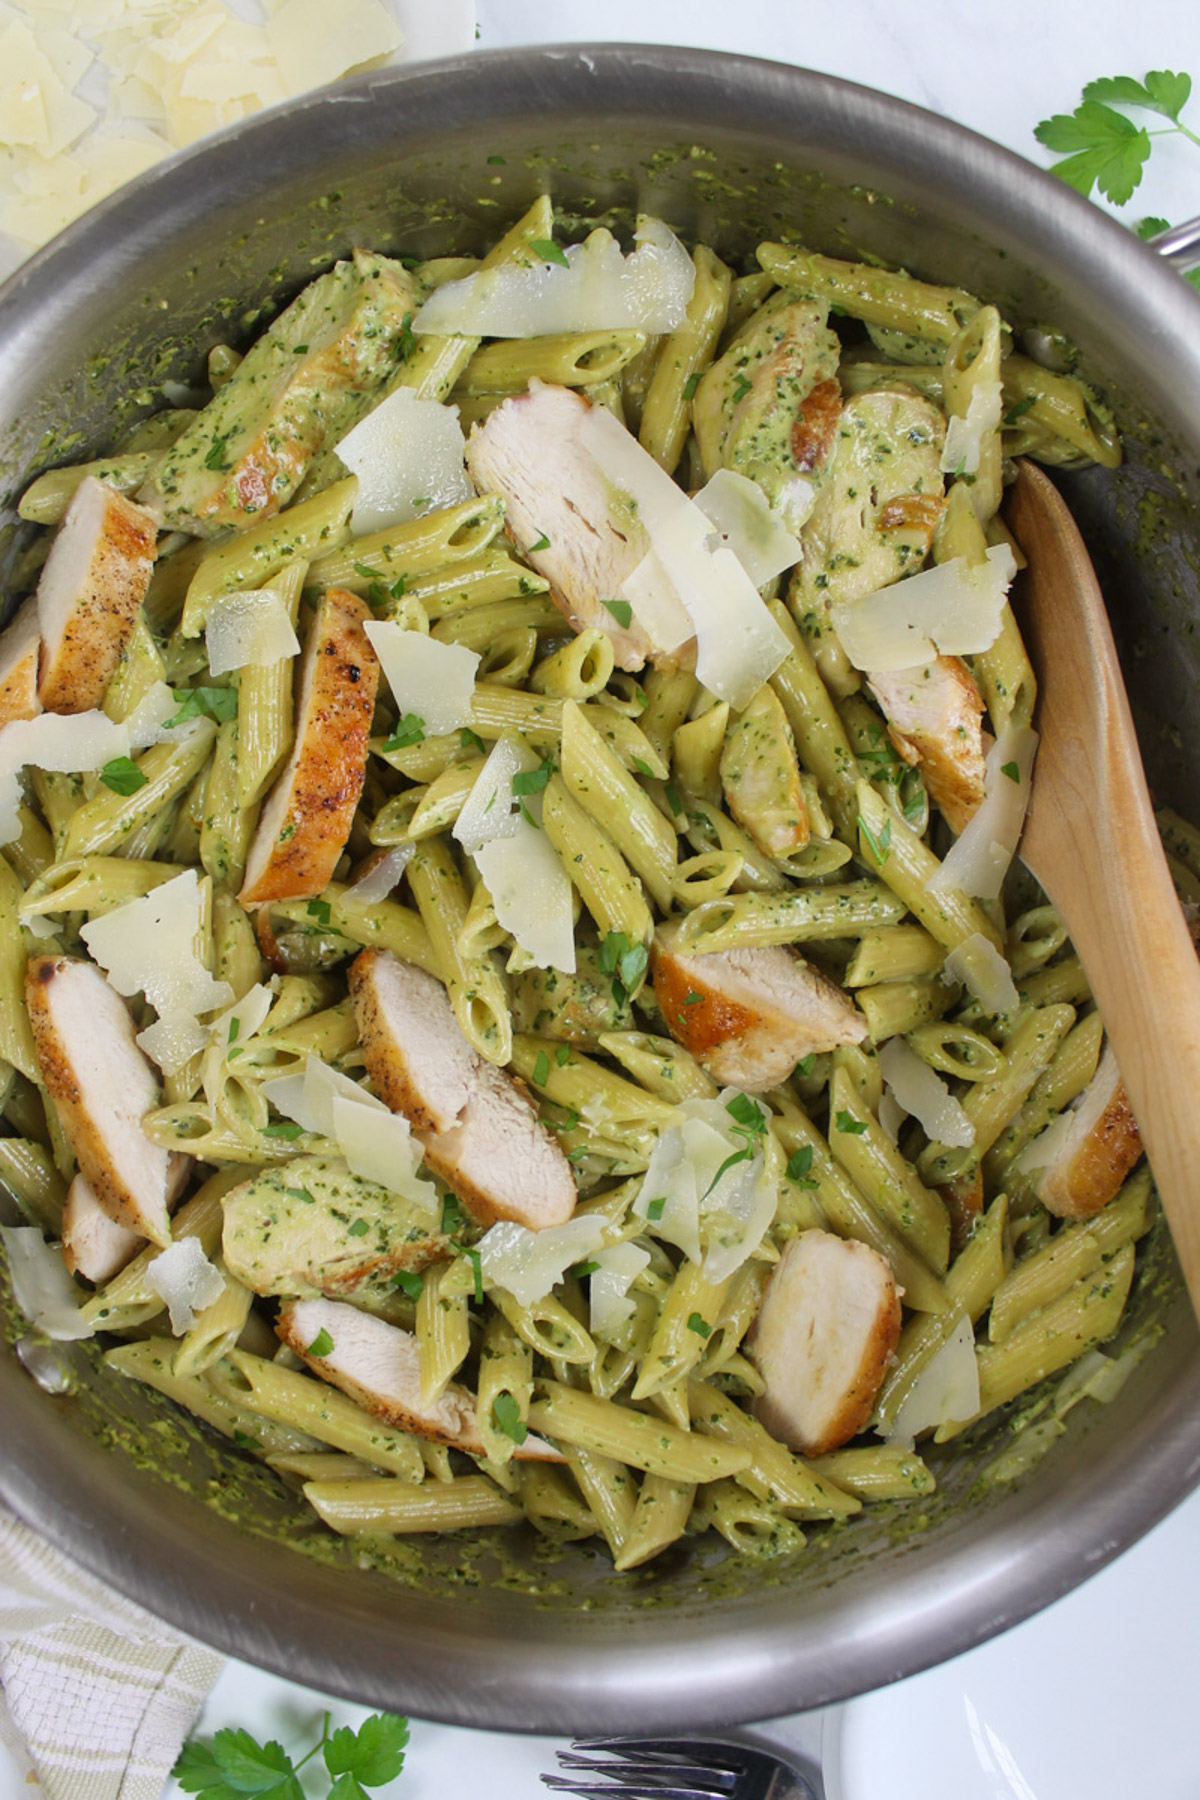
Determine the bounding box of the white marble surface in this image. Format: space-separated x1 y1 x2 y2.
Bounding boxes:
5 5 1200 1799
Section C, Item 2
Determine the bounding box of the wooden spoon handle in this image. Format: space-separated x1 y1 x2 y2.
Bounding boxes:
1010 463 1200 1319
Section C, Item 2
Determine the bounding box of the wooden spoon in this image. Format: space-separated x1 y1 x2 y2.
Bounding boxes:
1008 459 1200 1324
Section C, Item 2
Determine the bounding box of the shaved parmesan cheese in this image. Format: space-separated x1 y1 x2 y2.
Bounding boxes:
943 932 1020 1017
302 1055 386 1139
618 547 694 653
212 981 274 1050
336 388 471 534
136 1012 209 1076
81 869 233 1021
693 467 807 584
205 587 299 676
453 736 531 852
257 1071 316 1133
266 0 402 97
941 381 1003 477
477 1215 608 1309
453 737 575 970
589 1241 651 1337
0 1224 92 1339
579 406 790 708
475 829 576 974
364 621 479 737
832 545 1016 673
633 1093 773 1280
0 708 127 837
633 1124 700 1263
879 1036 974 1150
123 680 187 749
330 1093 437 1212
929 723 1038 901
146 1236 224 1334
1013 1107 1078 1176
887 1313 980 1443
413 217 694 339
346 844 414 904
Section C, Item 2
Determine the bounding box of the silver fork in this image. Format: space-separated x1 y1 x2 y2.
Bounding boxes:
540 1734 823 1800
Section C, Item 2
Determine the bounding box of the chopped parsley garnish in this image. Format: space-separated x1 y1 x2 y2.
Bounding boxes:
1034 70 1195 205
533 1049 551 1086
1001 760 1021 783
686 1312 712 1338
285 1186 316 1206
786 1145 818 1187
461 728 486 753
599 930 648 1006
164 685 238 728
203 431 232 471
700 1093 768 1200
347 1218 369 1238
1003 394 1039 426
262 1121 304 1140
664 782 683 816
528 531 551 553
572 1259 600 1279
730 371 753 403
99 756 147 796
555 1043 571 1066
397 310 417 362
859 813 892 867
794 1054 816 1077
646 1195 667 1221
491 1391 528 1445
683 990 703 1006
529 237 570 267
632 757 655 777
307 1329 334 1356
602 598 633 628
227 1017 240 1045
392 1269 424 1299
383 713 426 752
834 1110 868 1136
460 1244 484 1304
512 754 555 797
306 897 332 926
682 371 702 401
441 1194 464 1234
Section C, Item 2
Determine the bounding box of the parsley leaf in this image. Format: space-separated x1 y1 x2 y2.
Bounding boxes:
165 685 238 727
859 812 892 867
307 1329 334 1355
603 598 633 628
285 1186 316 1206
834 1110 868 1136
392 1269 424 1299
100 756 147 796
347 1218 369 1238
646 1195 667 1221
323 1714 409 1788
528 531 551 553
382 713 426 752
262 1121 303 1140
786 1145 817 1186
533 1048 550 1086
687 1312 712 1338
1034 71 1197 205
512 755 554 796
1000 760 1021 783
307 897 332 925
682 371 702 401
491 1391 528 1446
598 930 648 1005
529 237 570 267
461 727 486 753
203 432 233 472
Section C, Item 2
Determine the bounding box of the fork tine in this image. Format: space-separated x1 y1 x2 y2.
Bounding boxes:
541 1741 742 1799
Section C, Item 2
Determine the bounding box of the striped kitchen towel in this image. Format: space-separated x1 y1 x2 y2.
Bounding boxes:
0 1505 222 1800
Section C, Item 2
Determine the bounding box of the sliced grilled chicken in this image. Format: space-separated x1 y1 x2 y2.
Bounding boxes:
749 1229 902 1455
693 298 842 529
61 1172 143 1284
349 948 576 1230
239 586 378 906
788 385 945 695
652 928 867 1092
223 1157 448 1298
25 955 175 1246
35 477 157 715
868 655 987 834
719 681 809 858
464 383 656 670
141 251 422 534
1035 1044 1143 1220
0 597 42 725
276 1296 562 1459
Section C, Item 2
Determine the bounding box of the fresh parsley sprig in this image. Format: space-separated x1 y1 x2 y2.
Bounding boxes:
172 1711 409 1800
1035 72 1200 288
